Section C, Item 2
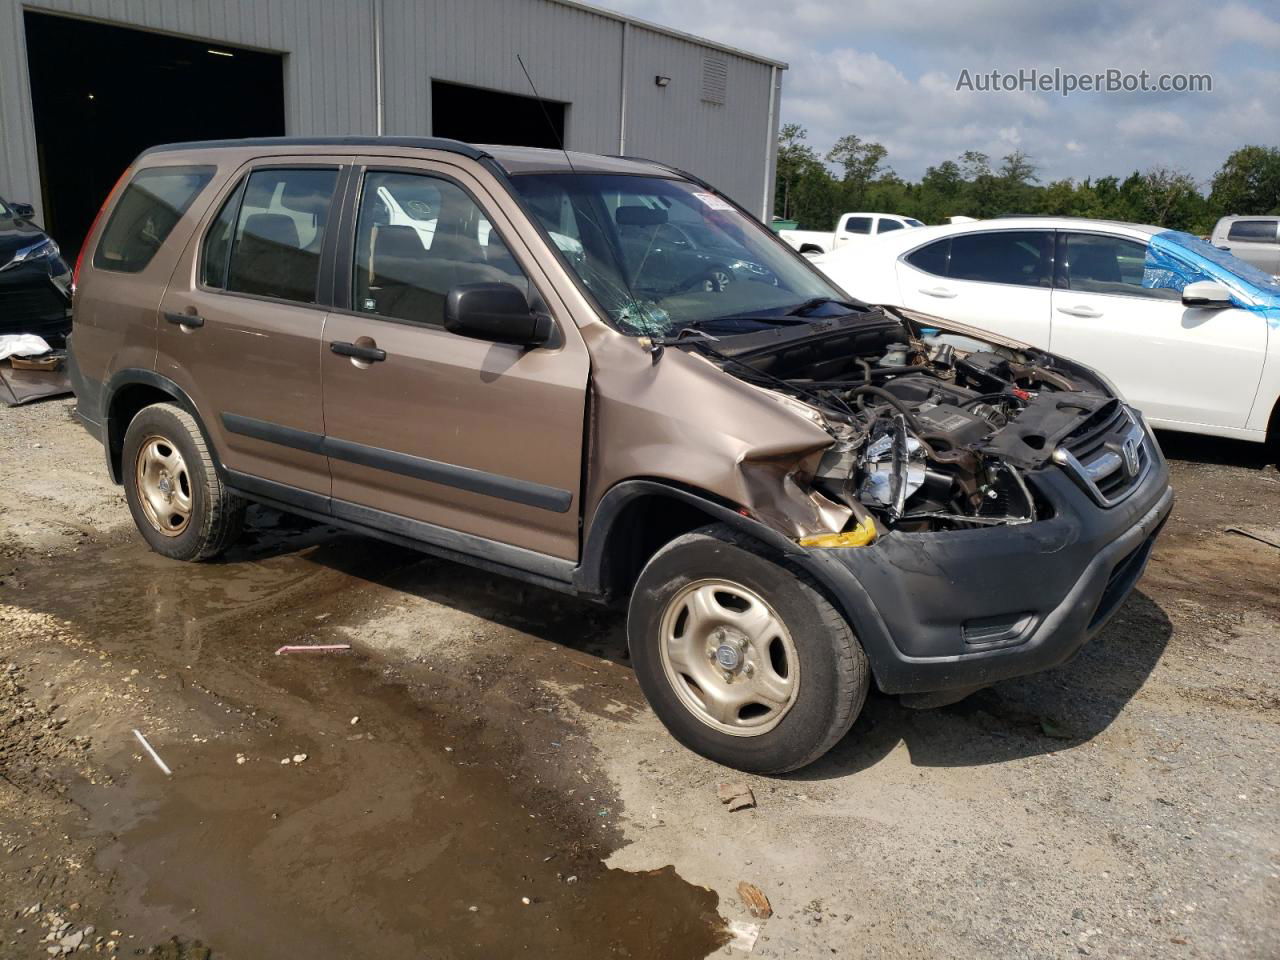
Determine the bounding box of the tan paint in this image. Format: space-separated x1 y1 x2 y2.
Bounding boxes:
76 141 846 565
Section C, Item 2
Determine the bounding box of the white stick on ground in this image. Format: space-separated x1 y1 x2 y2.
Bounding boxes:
132 729 172 776
274 644 352 655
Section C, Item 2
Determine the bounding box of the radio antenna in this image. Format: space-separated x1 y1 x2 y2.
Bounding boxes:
516 54 576 172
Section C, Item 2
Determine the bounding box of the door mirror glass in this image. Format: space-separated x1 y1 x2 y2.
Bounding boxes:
445 282 552 347
1181 280 1233 309
11 202 35 220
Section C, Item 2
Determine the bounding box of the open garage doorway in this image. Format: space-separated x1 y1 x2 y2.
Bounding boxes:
23 11 285 257
432 81 567 149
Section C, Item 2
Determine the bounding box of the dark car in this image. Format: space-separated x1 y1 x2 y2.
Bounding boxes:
0 196 72 344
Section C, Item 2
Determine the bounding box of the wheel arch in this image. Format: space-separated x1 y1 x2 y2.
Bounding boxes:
575 479 800 604
103 370 215 484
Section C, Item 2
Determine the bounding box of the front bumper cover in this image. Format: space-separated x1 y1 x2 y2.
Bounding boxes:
794 441 1174 696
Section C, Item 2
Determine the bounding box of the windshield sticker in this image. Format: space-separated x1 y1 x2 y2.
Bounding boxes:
693 192 734 212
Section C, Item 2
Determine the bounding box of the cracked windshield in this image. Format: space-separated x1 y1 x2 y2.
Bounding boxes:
511 173 846 336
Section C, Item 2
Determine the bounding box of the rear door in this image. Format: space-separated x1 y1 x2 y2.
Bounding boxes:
319 158 590 561
1049 230 1267 429
896 229 1055 346
157 160 344 500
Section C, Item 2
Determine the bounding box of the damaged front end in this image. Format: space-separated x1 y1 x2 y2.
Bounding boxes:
696 309 1131 541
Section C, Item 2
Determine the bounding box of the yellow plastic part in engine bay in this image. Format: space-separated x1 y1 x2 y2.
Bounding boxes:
797 518 878 548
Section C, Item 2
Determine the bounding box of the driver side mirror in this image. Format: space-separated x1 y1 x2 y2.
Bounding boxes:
444 282 553 347
1181 280 1233 309
11 202 34 220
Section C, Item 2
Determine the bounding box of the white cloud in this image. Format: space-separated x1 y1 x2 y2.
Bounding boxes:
595 0 1280 182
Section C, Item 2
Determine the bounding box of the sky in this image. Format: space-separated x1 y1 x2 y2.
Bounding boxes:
595 0 1280 187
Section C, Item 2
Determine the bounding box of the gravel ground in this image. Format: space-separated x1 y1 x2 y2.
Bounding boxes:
0 397 1276 959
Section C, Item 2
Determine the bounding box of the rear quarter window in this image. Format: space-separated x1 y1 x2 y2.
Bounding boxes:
93 165 215 273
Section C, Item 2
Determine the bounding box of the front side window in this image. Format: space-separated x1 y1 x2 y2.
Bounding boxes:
1063 232 1214 300
1226 219 1277 243
843 216 872 234
877 219 904 234
224 168 339 304
353 171 529 325
948 230 1052 287
93 165 214 273
510 173 845 336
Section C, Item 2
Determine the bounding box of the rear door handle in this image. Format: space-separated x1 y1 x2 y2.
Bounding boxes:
918 286 957 299
164 311 204 328
330 341 386 362
1056 305 1103 319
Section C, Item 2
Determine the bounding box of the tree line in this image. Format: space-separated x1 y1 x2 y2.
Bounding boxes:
774 123 1280 234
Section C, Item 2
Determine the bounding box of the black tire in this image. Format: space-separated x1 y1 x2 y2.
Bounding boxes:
628 523 869 774
121 402 245 561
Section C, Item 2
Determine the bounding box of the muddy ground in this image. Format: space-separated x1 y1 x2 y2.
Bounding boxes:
0 398 1275 960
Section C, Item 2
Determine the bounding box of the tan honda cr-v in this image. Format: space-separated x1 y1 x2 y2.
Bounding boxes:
68 137 1172 772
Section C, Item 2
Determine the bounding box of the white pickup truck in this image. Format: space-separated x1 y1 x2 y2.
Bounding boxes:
779 212 923 258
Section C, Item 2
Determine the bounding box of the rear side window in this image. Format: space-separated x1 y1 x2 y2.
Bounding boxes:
224 168 339 304
843 216 872 234
948 230 1052 287
1227 219 1277 242
904 238 949 276
93 165 214 273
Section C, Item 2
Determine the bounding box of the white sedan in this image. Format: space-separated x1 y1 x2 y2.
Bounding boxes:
812 217 1280 444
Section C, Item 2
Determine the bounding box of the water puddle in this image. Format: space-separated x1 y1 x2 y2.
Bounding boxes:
9 513 728 958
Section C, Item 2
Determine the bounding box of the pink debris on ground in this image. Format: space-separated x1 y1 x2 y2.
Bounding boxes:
274 644 352 655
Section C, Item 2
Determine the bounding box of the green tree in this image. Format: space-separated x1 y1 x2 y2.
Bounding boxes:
1209 146 1280 216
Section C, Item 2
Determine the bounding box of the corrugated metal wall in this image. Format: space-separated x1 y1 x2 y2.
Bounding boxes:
0 0 781 223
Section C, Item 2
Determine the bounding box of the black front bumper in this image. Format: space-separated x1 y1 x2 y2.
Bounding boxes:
797 439 1173 696
0 260 72 343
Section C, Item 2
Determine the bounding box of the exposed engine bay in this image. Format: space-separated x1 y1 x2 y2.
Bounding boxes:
697 309 1117 535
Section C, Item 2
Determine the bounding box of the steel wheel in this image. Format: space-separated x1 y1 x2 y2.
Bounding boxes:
134 435 192 537
658 578 799 736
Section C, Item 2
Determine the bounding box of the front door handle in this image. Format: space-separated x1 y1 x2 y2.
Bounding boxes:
918 286 957 299
164 311 205 328
1056 305 1103 319
330 340 386 363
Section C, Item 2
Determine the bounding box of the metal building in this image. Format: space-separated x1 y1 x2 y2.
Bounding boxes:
0 0 785 252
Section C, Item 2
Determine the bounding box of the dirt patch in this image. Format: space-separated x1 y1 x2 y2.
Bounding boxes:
2 403 1278 960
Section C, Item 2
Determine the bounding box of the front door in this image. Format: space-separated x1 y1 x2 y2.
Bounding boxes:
1049 231 1267 429
320 161 590 561
158 161 343 499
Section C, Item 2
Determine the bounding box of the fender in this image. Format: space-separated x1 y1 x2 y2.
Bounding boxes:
100 368 219 484
575 478 808 598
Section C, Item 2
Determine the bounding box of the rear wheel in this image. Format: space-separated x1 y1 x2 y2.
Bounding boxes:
628 524 869 773
122 402 245 561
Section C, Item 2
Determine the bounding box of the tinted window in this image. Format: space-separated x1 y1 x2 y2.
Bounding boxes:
843 216 872 234
877 219 904 234
1227 219 1277 242
200 181 243 289
93 165 214 273
1064 232 1205 300
949 231 1051 287
905 239 949 276
225 168 339 304
353 171 529 326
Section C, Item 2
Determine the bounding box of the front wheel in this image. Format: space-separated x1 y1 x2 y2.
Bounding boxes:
628 524 869 773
